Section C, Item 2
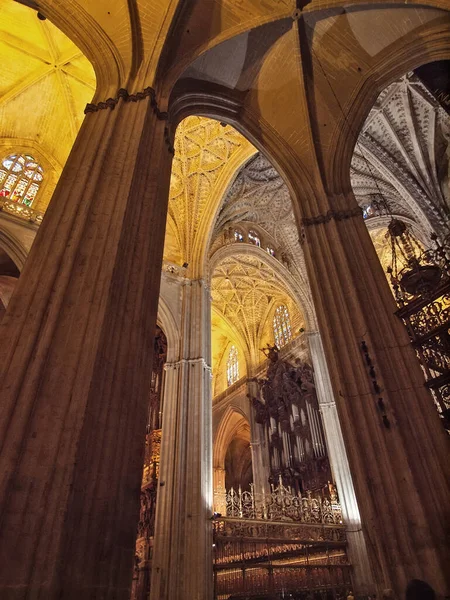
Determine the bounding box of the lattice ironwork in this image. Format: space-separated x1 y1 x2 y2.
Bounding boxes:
213 505 349 600
214 563 352 600
387 224 450 428
215 478 342 526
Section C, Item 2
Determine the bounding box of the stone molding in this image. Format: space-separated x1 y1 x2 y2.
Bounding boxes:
85 87 166 118
165 357 212 371
302 206 363 227
84 88 174 154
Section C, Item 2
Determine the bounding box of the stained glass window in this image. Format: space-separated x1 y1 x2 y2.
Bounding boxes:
227 345 239 386
234 230 244 242
273 305 292 348
362 203 374 219
248 230 260 247
0 154 44 207
266 246 275 256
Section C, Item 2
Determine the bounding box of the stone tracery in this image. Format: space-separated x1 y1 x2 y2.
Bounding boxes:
164 116 254 267
351 72 450 237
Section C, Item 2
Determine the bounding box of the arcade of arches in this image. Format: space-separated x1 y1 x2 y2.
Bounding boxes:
0 2 449 600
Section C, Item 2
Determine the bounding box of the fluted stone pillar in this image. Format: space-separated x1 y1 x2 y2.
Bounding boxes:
247 378 270 497
150 279 213 600
301 196 450 598
0 91 173 599
308 331 374 595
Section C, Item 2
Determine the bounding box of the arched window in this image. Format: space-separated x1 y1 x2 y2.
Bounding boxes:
248 230 260 247
266 246 275 256
362 203 374 220
273 305 292 348
227 345 239 386
0 154 44 207
234 230 244 242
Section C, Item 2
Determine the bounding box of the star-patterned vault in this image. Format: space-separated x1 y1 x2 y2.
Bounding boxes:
163 116 255 269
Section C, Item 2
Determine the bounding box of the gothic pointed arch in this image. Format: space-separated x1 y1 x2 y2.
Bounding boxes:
209 243 316 331
329 16 450 196
156 295 181 364
0 226 29 272
213 404 251 472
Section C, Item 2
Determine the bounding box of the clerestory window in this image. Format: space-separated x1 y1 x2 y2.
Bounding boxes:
273 305 292 348
226 345 239 386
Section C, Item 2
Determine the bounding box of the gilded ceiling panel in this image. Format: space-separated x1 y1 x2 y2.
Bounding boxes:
211 252 302 362
164 116 253 266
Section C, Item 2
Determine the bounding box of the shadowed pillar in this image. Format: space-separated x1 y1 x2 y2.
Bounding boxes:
301 194 450 598
150 278 213 600
0 90 173 599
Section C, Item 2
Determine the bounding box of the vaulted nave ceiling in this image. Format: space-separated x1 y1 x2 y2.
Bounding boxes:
1 0 448 393
212 153 311 294
0 0 95 210
351 72 450 238
211 252 303 358
163 116 256 270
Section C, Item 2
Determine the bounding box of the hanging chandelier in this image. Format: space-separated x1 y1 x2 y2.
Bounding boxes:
384 218 450 429
386 219 449 303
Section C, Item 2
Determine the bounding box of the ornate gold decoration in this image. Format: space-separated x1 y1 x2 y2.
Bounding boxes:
215 478 342 526
0 199 43 225
142 429 162 485
211 253 303 358
164 116 253 266
212 480 348 600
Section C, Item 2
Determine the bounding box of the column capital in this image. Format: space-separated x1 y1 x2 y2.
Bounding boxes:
301 205 363 228
84 88 174 154
181 277 210 292
165 357 212 371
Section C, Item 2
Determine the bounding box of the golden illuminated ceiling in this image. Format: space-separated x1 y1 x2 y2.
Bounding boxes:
211 253 303 365
164 116 255 269
0 1 95 209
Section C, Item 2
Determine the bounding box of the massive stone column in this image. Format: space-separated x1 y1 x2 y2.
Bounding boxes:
308 331 374 595
301 196 450 598
150 278 213 600
0 90 173 599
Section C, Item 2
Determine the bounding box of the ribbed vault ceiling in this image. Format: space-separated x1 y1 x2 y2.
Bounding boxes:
0 1 95 180
164 116 255 267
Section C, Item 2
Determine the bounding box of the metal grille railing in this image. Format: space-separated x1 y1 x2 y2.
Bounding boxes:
214 477 343 525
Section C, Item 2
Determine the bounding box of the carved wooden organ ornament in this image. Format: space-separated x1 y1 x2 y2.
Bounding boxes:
253 346 331 493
